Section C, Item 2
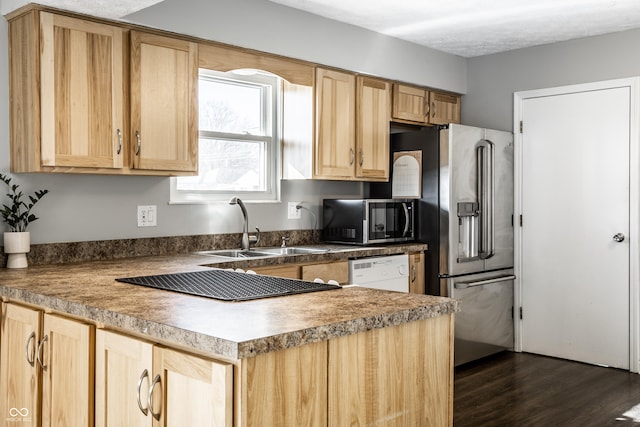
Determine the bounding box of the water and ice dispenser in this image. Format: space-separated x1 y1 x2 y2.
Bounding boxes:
457 201 480 261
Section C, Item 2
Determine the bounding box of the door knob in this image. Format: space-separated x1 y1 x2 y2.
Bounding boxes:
613 233 625 242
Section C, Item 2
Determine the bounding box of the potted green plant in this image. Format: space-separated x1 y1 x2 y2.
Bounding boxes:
0 173 48 268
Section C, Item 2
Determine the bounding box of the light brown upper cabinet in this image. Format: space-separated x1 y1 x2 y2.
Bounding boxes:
130 31 198 173
288 68 390 181
356 76 391 181
392 83 461 126
315 68 357 179
9 11 126 172
8 9 198 175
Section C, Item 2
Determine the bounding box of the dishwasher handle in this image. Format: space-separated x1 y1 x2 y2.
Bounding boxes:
454 275 515 289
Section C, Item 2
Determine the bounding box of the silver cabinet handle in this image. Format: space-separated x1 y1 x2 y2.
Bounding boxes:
24 331 36 366
148 374 162 421
135 130 141 156
411 265 417 283
36 334 48 369
349 148 355 165
116 129 123 155
359 150 364 167
614 233 625 242
431 101 436 118
136 369 149 416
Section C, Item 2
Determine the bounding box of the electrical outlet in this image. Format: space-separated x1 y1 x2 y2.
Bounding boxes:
137 205 157 227
288 202 301 219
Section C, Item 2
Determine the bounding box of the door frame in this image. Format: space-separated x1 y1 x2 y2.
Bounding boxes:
513 77 640 372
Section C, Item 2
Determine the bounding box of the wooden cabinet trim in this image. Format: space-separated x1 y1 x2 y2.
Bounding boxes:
199 43 314 86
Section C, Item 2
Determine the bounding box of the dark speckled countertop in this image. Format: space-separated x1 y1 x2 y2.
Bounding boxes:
0 244 457 360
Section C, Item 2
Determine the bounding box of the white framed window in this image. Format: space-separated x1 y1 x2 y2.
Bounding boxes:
170 69 281 203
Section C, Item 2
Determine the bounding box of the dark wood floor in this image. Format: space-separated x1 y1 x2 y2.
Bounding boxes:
454 352 640 426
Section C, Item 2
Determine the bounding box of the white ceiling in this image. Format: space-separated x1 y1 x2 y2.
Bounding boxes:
10 0 640 57
267 0 640 57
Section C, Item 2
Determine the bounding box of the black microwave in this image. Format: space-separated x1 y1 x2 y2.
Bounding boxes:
322 199 415 245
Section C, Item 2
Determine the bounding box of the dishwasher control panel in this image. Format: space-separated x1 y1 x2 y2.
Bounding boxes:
349 254 409 292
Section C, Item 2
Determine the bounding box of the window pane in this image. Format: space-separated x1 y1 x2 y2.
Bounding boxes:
177 138 266 192
199 78 263 135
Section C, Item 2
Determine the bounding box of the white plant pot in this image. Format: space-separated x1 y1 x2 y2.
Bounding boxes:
4 231 30 268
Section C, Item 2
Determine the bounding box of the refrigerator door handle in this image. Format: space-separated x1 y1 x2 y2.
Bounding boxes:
401 202 410 237
454 275 516 289
477 139 495 259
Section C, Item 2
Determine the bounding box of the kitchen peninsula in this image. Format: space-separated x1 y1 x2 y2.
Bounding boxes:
0 250 456 426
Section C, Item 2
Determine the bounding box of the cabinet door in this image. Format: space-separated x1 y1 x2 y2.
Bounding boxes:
315 68 356 179
429 91 461 125
95 330 153 427
242 340 327 427
392 83 428 124
356 76 390 181
130 31 198 173
40 12 125 169
40 314 94 427
409 251 426 294
0 303 42 426
151 346 233 427
328 316 454 426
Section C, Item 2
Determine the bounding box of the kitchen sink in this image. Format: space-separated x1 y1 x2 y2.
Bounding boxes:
196 249 277 258
258 247 330 255
196 246 332 259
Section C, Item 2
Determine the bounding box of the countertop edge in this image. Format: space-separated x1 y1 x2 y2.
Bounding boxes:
0 243 452 360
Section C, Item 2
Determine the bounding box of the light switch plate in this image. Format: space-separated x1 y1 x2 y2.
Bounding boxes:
137 205 157 227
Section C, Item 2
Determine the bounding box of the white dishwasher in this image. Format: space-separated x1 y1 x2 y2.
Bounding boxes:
348 254 409 292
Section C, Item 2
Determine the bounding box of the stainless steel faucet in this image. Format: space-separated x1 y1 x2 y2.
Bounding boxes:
228 197 259 250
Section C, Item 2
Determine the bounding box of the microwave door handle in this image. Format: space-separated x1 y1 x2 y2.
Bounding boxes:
401 202 410 237
477 139 495 259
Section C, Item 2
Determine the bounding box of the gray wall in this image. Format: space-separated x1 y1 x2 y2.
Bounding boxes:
463 28 640 132
125 0 467 93
0 0 467 244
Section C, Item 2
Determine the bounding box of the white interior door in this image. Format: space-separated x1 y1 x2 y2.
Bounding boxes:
515 80 639 370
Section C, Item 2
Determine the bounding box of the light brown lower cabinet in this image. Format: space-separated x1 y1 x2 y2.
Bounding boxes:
253 260 349 285
240 340 328 426
95 329 233 427
240 314 454 426
0 302 94 427
2 301 452 427
329 314 453 426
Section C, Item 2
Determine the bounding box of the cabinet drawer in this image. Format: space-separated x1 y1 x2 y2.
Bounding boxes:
301 261 349 284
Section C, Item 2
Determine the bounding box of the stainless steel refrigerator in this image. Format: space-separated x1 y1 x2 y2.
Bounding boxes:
370 123 515 365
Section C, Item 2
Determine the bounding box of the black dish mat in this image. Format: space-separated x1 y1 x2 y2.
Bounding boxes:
116 268 341 302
